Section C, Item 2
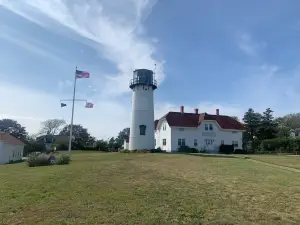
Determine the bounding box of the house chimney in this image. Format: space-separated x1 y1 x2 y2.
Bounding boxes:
216 109 219 115
180 106 184 113
194 108 199 114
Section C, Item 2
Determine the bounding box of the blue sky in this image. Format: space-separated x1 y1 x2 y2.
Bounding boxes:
1 0 300 138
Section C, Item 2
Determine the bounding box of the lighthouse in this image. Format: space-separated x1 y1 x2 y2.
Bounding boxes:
129 69 157 150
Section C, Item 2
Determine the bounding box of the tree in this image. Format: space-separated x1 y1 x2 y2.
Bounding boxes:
258 108 277 140
0 119 28 140
115 127 130 148
39 119 66 135
242 108 262 152
276 113 300 130
59 124 91 149
87 136 96 147
108 137 115 149
108 137 120 149
274 113 300 138
276 126 291 138
95 139 108 151
243 108 262 141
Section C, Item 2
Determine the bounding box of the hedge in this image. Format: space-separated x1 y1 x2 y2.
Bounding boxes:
219 144 234 154
178 146 199 153
260 138 300 154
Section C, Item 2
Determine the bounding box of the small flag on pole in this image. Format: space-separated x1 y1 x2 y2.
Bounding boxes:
61 103 67 108
85 102 94 108
75 70 90 78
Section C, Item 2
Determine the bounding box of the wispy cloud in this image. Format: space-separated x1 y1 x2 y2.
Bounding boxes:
0 26 64 63
237 32 266 56
0 0 164 96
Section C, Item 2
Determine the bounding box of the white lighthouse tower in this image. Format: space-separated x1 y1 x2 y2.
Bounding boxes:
129 69 157 150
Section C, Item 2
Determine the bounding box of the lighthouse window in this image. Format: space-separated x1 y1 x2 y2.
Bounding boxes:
139 125 146 135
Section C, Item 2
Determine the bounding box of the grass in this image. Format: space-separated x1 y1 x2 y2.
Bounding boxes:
245 154 300 170
0 152 299 225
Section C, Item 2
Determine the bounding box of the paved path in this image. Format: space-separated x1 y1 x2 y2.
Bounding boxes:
247 158 300 173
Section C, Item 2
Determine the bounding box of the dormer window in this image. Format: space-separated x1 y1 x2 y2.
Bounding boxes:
139 125 146 135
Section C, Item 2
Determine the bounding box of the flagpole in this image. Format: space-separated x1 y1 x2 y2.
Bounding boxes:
68 66 77 153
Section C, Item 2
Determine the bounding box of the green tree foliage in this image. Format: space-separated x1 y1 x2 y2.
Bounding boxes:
108 137 120 149
0 119 28 141
39 119 66 135
276 126 291 138
115 127 130 148
242 108 262 142
276 113 300 130
243 108 279 152
275 113 300 138
258 108 278 140
260 138 300 154
23 142 46 156
59 124 92 149
95 140 109 151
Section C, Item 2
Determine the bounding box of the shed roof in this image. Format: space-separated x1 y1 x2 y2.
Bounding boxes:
0 132 25 145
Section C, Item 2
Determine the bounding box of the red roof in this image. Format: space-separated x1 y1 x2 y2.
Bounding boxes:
156 112 245 130
0 132 25 145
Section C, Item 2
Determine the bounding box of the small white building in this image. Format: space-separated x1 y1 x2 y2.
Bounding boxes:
0 132 25 164
155 106 245 152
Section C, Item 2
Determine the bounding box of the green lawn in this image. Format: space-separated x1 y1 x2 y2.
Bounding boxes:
0 152 300 225
246 154 300 170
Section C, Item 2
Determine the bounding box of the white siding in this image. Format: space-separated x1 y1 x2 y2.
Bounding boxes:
155 119 172 152
156 120 243 152
0 141 24 164
123 140 129 150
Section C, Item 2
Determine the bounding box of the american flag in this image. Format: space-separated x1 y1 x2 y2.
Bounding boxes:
85 102 94 108
76 70 90 78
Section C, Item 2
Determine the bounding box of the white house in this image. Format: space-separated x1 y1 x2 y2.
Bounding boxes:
154 106 245 152
0 132 25 164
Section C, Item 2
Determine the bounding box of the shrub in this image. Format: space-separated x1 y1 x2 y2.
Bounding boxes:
219 144 234 154
150 148 164 153
178 146 199 153
27 153 71 167
260 138 300 154
24 142 46 156
27 153 50 167
56 154 71 165
233 149 247 154
56 143 68 151
8 159 24 164
120 149 131 153
199 148 208 153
